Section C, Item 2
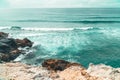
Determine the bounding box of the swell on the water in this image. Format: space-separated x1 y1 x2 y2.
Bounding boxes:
87 17 120 19
13 20 120 24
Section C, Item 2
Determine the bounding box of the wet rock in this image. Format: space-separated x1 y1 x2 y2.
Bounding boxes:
0 53 10 62
15 38 33 47
0 38 17 50
0 32 8 38
0 32 33 62
9 49 22 60
0 42 11 53
0 38 17 54
0 49 21 62
42 59 82 71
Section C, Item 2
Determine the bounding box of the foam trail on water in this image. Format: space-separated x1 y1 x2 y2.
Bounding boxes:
0 26 102 32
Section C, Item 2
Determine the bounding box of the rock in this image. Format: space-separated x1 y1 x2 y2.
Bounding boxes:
0 32 33 62
0 53 10 62
0 38 17 49
42 59 82 71
0 38 17 53
0 49 21 62
15 38 33 47
87 63 120 80
0 42 11 53
0 62 52 80
0 32 8 38
9 49 22 60
53 66 101 80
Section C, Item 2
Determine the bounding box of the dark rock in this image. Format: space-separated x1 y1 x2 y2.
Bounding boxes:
42 59 81 71
0 32 33 62
0 49 21 62
15 38 33 47
0 38 18 50
0 53 10 62
0 32 8 38
0 42 11 53
9 49 22 60
0 38 18 54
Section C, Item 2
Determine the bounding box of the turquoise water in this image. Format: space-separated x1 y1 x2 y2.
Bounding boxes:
0 8 120 67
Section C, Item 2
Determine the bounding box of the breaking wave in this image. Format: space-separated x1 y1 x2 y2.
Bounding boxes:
0 26 101 32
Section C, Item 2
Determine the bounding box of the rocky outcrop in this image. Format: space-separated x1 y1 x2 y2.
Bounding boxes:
15 38 33 47
0 38 18 53
42 59 82 71
0 32 33 62
0 32 8 38
42 59 102 80
0 60 120 80
0 61 101 80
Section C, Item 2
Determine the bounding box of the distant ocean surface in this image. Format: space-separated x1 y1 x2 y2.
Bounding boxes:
0 8 120 67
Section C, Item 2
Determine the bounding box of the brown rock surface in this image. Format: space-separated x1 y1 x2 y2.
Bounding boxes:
15 38 33 47
42 59 82 71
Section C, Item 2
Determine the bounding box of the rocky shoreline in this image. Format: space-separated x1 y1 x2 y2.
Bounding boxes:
0 61 120 80
0 32 120 80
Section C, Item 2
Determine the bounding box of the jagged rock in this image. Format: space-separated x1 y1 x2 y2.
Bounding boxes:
15 38 33 47
0 38 17 54
0 42 11 53
0 32 33 62
42 59 82 71
0 49 21 62
0 32 8 38
0 38 17 50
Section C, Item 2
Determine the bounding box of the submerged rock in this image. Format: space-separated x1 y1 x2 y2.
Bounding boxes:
42 59 82 71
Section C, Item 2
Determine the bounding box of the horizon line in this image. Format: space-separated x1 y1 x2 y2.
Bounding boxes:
0 7 120 9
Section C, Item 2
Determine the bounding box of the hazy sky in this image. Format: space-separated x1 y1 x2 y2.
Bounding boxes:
0 0 120 8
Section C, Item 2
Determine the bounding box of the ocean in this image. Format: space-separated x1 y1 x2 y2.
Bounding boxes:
0 8 120 67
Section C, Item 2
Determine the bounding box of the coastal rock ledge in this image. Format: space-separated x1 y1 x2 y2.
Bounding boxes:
0 60 120 80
